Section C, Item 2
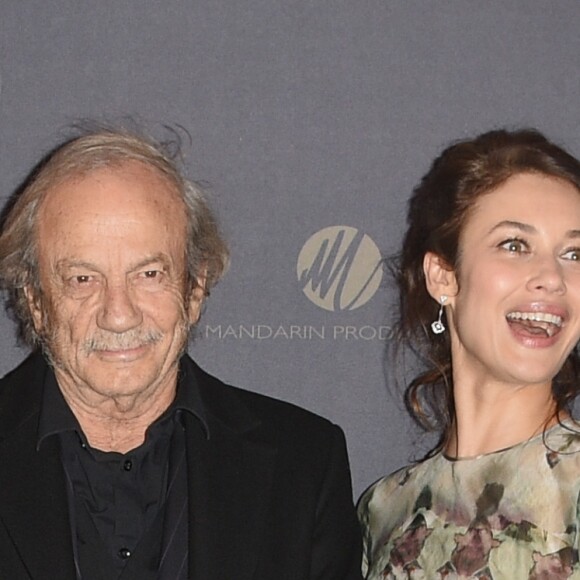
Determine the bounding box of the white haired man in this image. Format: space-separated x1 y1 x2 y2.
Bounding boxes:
0 129 362 580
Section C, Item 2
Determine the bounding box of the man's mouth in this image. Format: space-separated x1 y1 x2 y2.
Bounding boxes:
506 311 563 338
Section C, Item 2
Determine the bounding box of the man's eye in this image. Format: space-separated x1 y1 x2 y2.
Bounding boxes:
64 274 98 297
68 275 93 286
138 270 166 283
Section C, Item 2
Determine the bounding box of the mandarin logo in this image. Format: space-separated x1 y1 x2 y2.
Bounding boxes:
297 226 383 312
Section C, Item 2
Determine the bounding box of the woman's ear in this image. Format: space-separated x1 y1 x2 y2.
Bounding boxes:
423 252 458 301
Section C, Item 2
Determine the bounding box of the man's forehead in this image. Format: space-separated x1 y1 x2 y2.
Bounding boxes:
34 163 189 261
40 161 185 218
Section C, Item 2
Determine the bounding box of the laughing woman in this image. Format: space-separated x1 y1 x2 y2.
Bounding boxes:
358 129 580 579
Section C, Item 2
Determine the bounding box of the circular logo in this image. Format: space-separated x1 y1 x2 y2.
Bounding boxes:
297 226 383 312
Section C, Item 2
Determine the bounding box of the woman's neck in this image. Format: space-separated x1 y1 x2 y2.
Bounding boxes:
445 376 560 459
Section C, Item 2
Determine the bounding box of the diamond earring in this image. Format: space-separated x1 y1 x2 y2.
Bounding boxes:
431 295 448 335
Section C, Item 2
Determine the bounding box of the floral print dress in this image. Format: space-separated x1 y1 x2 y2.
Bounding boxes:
358 421 580 579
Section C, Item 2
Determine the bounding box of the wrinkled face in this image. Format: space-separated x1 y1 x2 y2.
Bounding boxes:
28 162 204 405
440 173 580 388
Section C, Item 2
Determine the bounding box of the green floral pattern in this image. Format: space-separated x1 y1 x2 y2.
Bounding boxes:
358 422 580 579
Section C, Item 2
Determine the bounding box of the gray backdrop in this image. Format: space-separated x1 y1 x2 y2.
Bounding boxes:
0 1 579 497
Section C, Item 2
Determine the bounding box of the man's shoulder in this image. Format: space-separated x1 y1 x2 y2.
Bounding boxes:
0 351 46 385
184 355 342 444
223 380 337 434
0 352 46 438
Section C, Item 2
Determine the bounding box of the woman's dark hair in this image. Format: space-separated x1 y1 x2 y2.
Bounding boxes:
396 129 580 449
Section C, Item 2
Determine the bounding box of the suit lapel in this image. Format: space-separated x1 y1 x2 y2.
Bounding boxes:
184 385 278 580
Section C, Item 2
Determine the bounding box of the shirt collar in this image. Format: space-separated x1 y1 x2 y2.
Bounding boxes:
37 354 210 450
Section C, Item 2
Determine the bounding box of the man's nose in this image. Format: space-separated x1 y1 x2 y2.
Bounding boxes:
96 283 142 332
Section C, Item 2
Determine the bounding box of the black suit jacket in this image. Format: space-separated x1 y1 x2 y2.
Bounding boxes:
0 353 362 579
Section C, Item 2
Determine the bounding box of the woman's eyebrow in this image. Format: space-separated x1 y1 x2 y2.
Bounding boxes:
487 220 535 235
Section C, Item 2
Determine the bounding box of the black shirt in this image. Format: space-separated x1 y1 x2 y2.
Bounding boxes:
37 360 209 579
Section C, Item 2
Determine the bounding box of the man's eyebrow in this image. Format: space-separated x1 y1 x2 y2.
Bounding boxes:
55 259 99 273
129 254 172 271
55 254 173 274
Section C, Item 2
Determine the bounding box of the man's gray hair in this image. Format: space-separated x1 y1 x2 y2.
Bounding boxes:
0 126 229 345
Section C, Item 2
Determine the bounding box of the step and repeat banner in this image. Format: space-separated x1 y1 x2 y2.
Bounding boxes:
0 1 578 496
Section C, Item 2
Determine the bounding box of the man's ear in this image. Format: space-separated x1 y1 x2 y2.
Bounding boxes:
187 273 207 325
423 252 458 301
23 286 44 332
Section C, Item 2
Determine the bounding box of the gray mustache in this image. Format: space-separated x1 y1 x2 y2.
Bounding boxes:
83 329 163 353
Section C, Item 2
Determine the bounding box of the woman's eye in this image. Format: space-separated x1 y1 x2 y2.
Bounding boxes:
562 248 580 261
499 239 528 253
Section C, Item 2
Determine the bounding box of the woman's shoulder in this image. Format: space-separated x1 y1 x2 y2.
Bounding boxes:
358 453 443 517
544 419 580 453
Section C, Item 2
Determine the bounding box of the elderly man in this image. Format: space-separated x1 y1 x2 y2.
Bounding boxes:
0 129 362 580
